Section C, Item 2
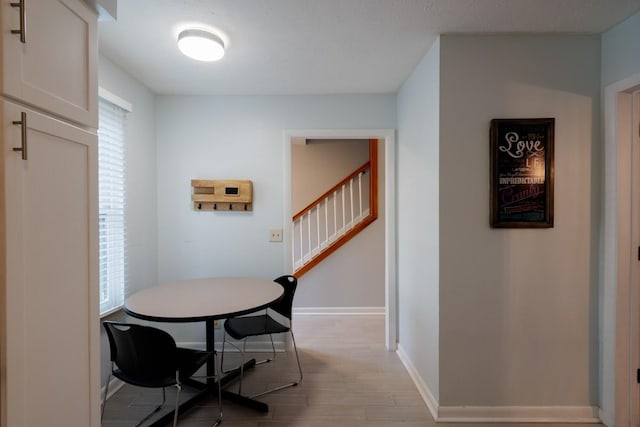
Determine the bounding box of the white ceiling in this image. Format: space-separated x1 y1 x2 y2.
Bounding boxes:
98 0 640 96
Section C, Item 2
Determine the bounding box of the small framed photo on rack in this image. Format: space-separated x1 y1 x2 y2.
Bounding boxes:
490 118 554 228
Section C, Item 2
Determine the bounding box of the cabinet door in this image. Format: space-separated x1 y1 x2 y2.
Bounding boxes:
1 0 97 128
1 100 99 427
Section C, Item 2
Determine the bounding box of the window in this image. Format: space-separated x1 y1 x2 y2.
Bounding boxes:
98 90 130 315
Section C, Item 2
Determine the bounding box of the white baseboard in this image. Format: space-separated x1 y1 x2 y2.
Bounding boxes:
437 405 601 423
599 407 614 427
396 344 600 424
293 306 385 315
396 344 439 419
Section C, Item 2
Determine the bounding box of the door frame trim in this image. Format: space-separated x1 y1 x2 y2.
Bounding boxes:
603 73 640 427
282 129 397 350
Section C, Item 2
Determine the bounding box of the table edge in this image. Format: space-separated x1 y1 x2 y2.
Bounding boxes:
123 290 283 323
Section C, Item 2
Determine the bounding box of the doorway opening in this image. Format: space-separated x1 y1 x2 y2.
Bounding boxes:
282 129 397 350
291 138 377 277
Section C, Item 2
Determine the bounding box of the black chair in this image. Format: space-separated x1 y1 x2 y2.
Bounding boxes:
102 321 222 427
221 275 303 398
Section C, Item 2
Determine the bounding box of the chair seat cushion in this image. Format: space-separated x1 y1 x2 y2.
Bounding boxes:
224 314 289 340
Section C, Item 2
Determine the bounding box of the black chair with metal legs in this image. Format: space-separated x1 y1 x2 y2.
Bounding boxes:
102 321 223 427
221 275 303 398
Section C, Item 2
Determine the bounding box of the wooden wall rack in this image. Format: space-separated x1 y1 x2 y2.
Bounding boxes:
191 179 253 211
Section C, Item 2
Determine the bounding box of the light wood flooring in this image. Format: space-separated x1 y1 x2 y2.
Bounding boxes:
101 315 602 427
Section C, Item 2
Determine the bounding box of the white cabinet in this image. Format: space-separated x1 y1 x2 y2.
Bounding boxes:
2 100 99 427
1 0 97 128
0 0 99 426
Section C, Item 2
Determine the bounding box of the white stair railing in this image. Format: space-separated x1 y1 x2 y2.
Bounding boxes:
292 164 371 272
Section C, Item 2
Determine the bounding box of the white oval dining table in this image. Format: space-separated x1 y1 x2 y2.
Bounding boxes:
124 276 284 322
122 276 285 423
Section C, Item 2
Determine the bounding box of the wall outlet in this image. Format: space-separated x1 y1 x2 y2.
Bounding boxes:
269 228 283 242
213 320 221 328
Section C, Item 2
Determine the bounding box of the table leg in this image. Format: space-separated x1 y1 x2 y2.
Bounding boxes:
206 319 216 387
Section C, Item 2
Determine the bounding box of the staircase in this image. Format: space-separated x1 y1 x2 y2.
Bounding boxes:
292 139 378 277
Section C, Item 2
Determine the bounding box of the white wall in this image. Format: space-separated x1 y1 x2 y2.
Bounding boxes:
155 95 395 313
438 35 600 408
396 38 441 405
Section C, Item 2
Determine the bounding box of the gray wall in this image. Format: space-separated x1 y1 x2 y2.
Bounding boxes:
601 11 640 87
396 34 601 413
396 37 441 403
438 34 600 407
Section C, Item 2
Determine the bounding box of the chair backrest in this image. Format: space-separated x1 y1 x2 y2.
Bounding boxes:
270 275 297 320
103 321 178 381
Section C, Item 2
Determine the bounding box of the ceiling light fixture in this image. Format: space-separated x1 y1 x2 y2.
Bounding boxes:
177 29 225 62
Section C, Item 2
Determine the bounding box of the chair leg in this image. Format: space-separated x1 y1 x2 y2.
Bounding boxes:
183 353 223 426
173 382 182 427
103 376 168 427
222 330 275 374
250 330 303 399
172 383 181 427
254 334 276 366
133 387 167 427
221 330 244 374
238 339 248 395
222 331 299 398
101 373 112 421
212 351 223 427
220 333 252 397
220 330 228 373
291 330 303 384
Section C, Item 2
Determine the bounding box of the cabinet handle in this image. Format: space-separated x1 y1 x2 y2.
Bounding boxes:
10 0 26 43
12 112 27 160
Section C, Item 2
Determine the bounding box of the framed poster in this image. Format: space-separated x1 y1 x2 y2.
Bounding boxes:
490 118 554 228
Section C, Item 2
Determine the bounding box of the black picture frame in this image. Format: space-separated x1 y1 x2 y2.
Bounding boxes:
490 118 554 228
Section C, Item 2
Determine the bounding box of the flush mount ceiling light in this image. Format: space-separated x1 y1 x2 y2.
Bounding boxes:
177 29 225 62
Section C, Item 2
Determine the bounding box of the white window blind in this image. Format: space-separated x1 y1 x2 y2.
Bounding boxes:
98 95 128 315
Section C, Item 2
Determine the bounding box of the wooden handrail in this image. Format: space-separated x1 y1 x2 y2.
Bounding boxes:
294 215 376 277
